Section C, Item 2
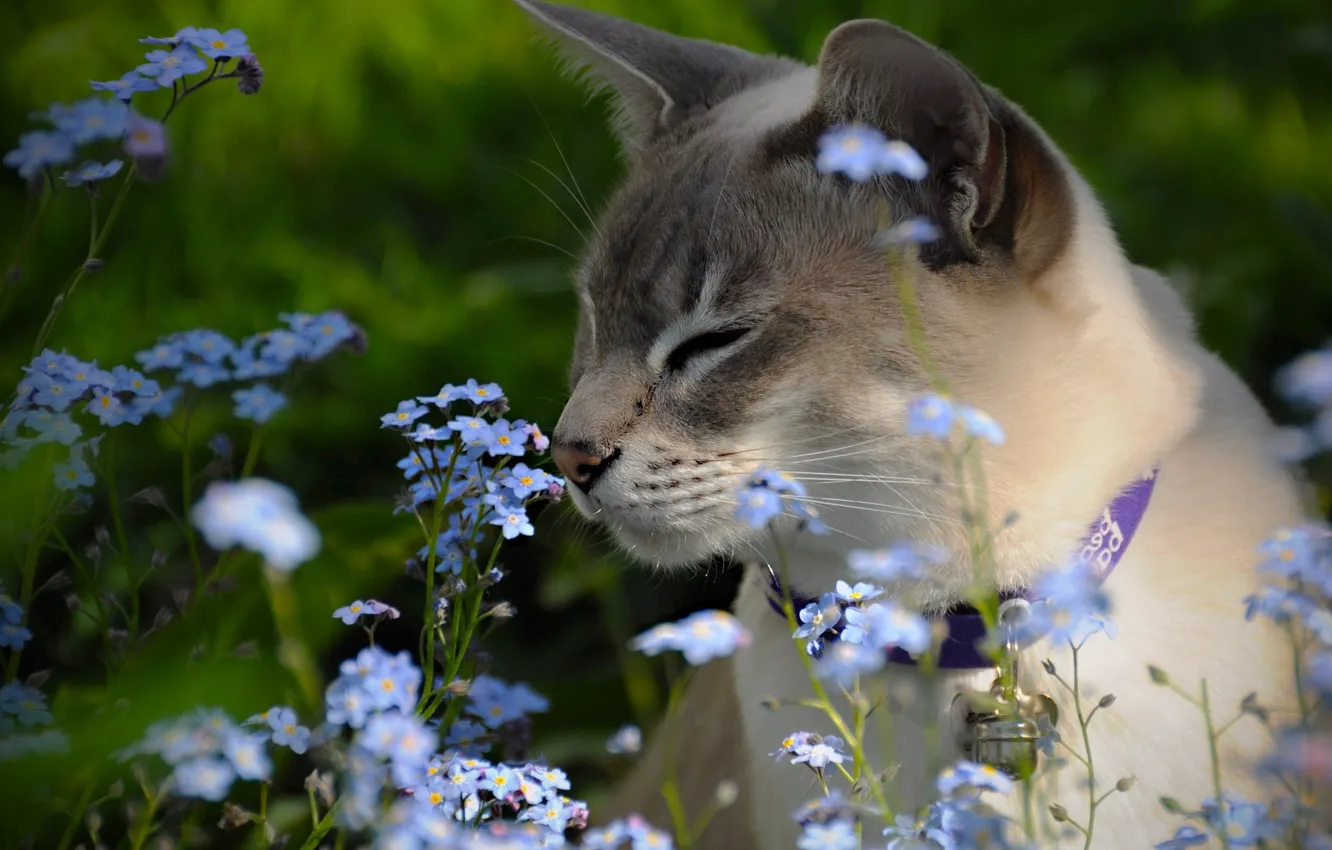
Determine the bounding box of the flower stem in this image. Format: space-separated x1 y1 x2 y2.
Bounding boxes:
298 800 341 850
659 672 695 848
264 567 321 709
1072 645 1097 850
1200 680 1232 850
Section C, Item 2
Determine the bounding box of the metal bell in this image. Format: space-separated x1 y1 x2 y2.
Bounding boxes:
948 601 1059 779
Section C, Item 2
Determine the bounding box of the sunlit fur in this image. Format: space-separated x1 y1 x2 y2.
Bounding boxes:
516 2 1306 846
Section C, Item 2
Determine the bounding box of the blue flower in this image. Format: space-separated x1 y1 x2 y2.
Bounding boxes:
489 504 535 540
62 159 124 187
630 610 752 666
817 125 928 182
442 719 490 758
233 384 288 423
606 724 642 755
140 27 201 46
1020 558 1112 646
29 372 76 411
190 28 250 59
30 412 82 445
90 71 160 102
221 729 272 781
814 640 883 686
1154 825 1210 849
906 393 957 439
410 422 450 442
464 675 549 730
790 734 847 770
0 622 32 650
4 131 75 180
334 600 373 625
847 601 932 656
191 478 321 571
937 760 1015 796
793 593 842 641
283 311 361 359
833 579 882 604
49 98 130 144
1243 586 1316 626
501 463 553 499
136 339 186 371
0 595 20 626
123 113 167 160
172 756 236 801
486 420 528 458
1200 793 1266 847
798 820 858 850
383 400 430 430
1276 348 1332 408
265 707 311 754
479 766 522 797
458 378 504 405
0 684 52 725
735 485 783 527
960 406 1005 445
131 386 182 419
111 365 158 396
879 216 942 246
89 388 136 426
52 454 95 491
180 329 235 364
137 43 209 86
1257 526 1332 593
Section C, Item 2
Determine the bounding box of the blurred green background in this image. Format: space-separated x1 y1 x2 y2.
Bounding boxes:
1 0 1330 842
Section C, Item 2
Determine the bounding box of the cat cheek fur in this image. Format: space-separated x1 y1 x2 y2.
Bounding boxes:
517 3 1304 847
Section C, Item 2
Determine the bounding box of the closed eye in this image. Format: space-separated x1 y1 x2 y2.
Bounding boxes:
665 327 751 372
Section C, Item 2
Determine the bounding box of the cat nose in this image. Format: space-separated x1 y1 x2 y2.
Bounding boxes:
552 440 611 493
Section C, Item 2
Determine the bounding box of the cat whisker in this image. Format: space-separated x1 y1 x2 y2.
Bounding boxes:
494 164 588 242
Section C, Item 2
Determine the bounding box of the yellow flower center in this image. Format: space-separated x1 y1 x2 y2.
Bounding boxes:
430 792 443 805
211 39 227 49
496 435 510 446
476 388 488 397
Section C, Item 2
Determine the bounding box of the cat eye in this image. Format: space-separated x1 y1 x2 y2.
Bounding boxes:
665 327 752 372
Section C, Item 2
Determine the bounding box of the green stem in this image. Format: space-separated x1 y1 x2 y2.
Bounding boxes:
773 533 894 821
298 800 341 850
1200 680 1232 850
6 453 54 682
308 785 320 828
29 163 138 358
103 436 137 636
127 785 160 850
659 672 694 848
54 776 98 850
180 399 203 593
265 567 321 709
1072 645 1096 850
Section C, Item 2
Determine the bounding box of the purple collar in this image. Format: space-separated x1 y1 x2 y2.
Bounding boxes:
766 466 1160 670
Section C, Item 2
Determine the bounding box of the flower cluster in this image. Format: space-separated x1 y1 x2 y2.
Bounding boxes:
630 609 753 666
881 761 1019 849
136 310 364 416
117 707 275 801
191 477 321 571
4 26 261 185
906 393 1006 445
581 814 674 849
733 467 828 533
0 586 32 652
1009 557 1116 648
383 380 561 567
1 348 175 488
817 125 929 183
1244 527 1332 697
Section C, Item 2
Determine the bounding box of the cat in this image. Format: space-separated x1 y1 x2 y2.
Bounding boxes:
513 1 1306 847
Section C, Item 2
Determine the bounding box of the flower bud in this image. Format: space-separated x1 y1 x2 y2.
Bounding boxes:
1115 776 1135 792
1097 694 1116 709
489 601 515 620
235 55 264 95
713 780 739 808
1147 665 1170 685
1048 803 1069 822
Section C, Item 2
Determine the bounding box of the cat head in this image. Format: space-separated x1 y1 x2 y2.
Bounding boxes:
516 1 1201 584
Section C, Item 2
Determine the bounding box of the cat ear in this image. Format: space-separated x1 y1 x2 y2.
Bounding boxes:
513 0 792 156
801 20 1074 280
